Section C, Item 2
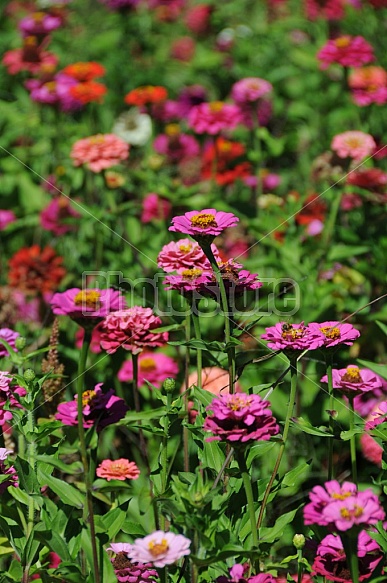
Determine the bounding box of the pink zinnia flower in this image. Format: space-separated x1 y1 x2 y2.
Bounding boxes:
304 480 357 526
96 459 140 481
217 564 276 583
55 383 128 431
231 77 272 104
0 328 20 358
187 101 242 134
331 131 376 162
141 193 172 223
51 288 125 327
169 208 239 238
128 530 191 568
365 400 387 430
157 239 218 272
163 268 212 293
203 393 279 444
40 197 80 236
70 134 129 172
320 365 383 395
100 307 168 354
308 321 360 348
118 352 179 387
261 322 325 352
2 39 58 76
153 128 200 162
107 544 159 583
317 36 375 69
352 373 387 417
0 210 16 230
304 0 346 21
349 66 387 106
312 531 383 582
19 12 62 36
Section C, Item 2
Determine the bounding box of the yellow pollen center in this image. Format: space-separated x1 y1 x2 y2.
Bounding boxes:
209 101 224 113
44 81 57 92
165 123 180 137
140 357 157 372
179 244 192 253
320 326 341 340
281 327 305 340
181 268 203 280
74 290 101 309
33 12 45 22
229 397 251 410
148 539 169 557
332 492 352 500
346 138 362 149
82 390 96 407
335 37 351 49
341 366 362 383
340 505 363 519
89 135 105 144
190 213 217 229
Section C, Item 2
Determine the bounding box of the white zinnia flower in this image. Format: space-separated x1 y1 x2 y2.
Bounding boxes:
112 109 152 146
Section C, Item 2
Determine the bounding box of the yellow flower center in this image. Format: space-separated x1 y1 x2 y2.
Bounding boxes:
179 244 192 253
140 357 157 372
190 213 217 229
181 268 203 280
218 140 232 152
44 81 57 92
72 63 90 76
165 123 180 137
89 135 105 145
209 101 224 113
281 326 305 340
74 290 101 309
228 396 251 411
332 491 352 500
335 36 351 49
320 326 341 340
341 366 362 383
25 36 38 47
82 390 96 407
340 505 363 519
345 137 362 149
33 12 45 22
148 539 169 557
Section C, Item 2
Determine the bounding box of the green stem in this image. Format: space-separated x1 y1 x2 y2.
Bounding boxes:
340 532 360 583
326 358 334 481
184 306 191 472
257 356 298 531
76 330 100 583
236 449 259 573
160 392 172 531
26 409 36 539
297 549 303 583
348 396 358 486
322 190 343 249
191 302 202 390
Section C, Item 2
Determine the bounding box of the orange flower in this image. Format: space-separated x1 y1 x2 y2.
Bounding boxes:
124 85 167 106
8 245 66 295
69 81 107 104
96 459 140 481
62 61 105 82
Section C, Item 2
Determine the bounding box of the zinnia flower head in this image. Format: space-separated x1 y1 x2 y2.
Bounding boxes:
70 134 129 172
320 365 383 395
217 564 276 583
112 109 153 146
261 322 325 352
317 35 375 69
169 208 239 241
2 38 58 76
118 352 179 387
0 328 20 358
349 66 387 106
331 131 376 162
51 287 125 328
40 197 80 236
187 101 242 135
55 383 128 431
308 321 360 348
157 239 218 272
163 268 212 294
127 530 191 568
100 307 168 354
8 245 66 295
141 193 171 223
231 77 273 104
19 11 62 37
365 400 387 431
203 393 279 444
312 530 383 582
107 544 159 583
124 85 167 107
153 128 200 162
0 210 16 230
96 458 140 481
61 62 105 82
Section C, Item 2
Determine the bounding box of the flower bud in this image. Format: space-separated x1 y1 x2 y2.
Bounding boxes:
15 337 26 350
293 534 305 549
162 377 176 394
23 369 36 383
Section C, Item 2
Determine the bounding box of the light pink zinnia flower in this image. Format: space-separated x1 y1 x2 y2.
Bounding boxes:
203 393 279 443
308 321 360 348
118 352 179 387
164 268 212 293
317 35 375 69
141 193 171 223
70 134 129 172
169 208 239 238
320 365 383 395
231 77 272 104
322 489 385 531
100 307 168 354
96 459 140 481
261 322 325 352
51 288 125 327
304 480 357 526
157 239 219 272
0 210 16 230
187 101 242 134
128 530 191 568
331 131 376 162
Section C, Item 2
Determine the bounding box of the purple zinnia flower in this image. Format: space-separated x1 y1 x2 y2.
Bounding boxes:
203 393 279 444
320 366 383 395
308 321 360 348
169 208 239 239
50 288 125 328
261 322 325 352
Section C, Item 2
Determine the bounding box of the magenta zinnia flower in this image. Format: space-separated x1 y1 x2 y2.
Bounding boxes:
107 544 159 583
96 459 140 481
261 322 325 352
187 101 242 134
217 564 276 583
317 36 375 69
169 208 239 238
164 268 212 293
331 131 376 162
127 530 190 568
304 480 357 526
100 307 168 354
312 531 383 582
320 366 383 395
203 393 279 444
0 328 20 358
308 321 360 348
55 383 128 431
118 352 179 387
40 198 80 236
51 288 125 327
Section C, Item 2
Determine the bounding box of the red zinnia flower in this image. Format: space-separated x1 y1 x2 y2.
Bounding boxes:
124 85 168 107
61 61 106 81
295 194 327 226
8 246 66 295
69 82 107 104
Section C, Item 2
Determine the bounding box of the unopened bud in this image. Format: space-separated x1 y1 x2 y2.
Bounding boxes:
293 534 305 549
23 369 36 383
15 337 26 350
162 377 176 394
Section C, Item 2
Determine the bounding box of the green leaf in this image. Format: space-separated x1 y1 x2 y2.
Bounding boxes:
290 417 332 437
13 458 40 495
35 455 83 475
340 428 364 441
281 461 311 487
22 529 42 568
38 470 84 509
376 321 387 337
260 507 300 543
201 440 225 473
100 507 128 540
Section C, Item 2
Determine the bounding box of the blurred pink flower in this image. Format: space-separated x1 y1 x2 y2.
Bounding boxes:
100 307 168 354
308 321 360 348
128 530 191 568
118 352 179 387
96 458 140 481
349 66 387 106
188 101 242 134
40 197 80 235
217 563 276 583
331 131 376 162
341 192 363 210
2 38 58 75
184 4 212 35
19 12 62 36
75 324 104 354
204 393 279 444
304 0 346 21
360 429 383 467
261 322 325 352
70 134 129 172
153 129 200 162
0 328 20 358
317 36 375 69
320 365 383 395
0 448 18 493
141 193 171 223
231 78 272 104
170 36 196 61
0 210 16 230
169 208 239 238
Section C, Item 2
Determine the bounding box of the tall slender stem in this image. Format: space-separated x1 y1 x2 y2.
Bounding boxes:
236 449 259 573
348 396 358 486
191 302 202 390
257 356 298 530
184 307 191 472
76 330 100 583
326 356 334 480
